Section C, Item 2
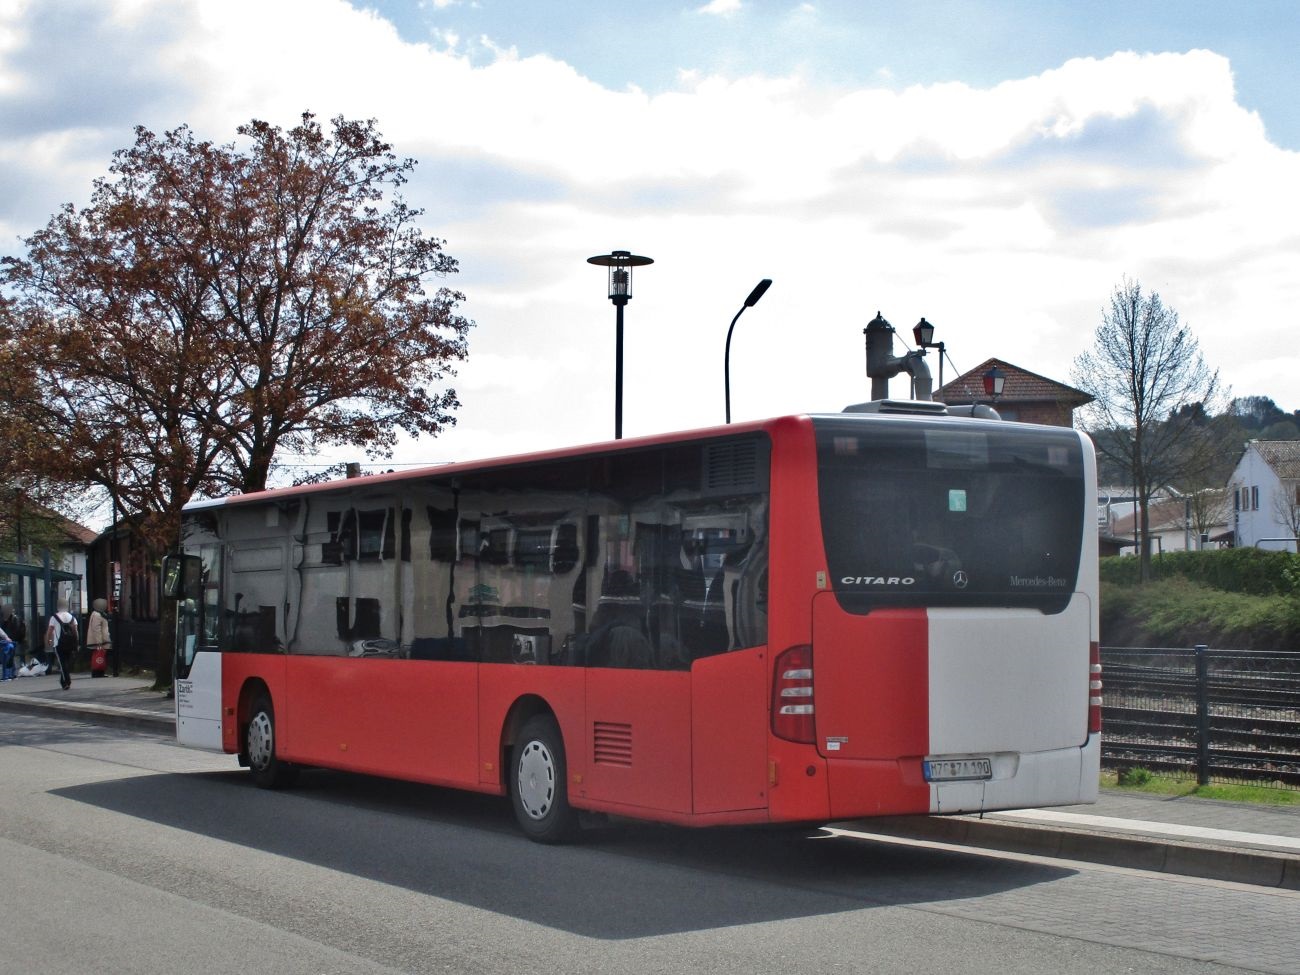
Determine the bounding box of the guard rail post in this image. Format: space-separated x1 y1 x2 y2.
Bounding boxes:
1195 643 1210 785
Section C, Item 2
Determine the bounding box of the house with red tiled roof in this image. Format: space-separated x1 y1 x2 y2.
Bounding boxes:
1103 490 1231 557
934 358 1093 428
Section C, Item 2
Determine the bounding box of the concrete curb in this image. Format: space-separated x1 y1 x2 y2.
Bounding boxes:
852 815 1300 890
0 693 174 735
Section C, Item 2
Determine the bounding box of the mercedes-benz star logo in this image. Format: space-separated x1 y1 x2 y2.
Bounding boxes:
952 570 969 589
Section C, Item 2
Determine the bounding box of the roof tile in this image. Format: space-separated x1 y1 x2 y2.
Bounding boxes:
935 357 1092 406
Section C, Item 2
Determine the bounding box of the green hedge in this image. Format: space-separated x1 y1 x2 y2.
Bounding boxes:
1098 577 1300 650
1099 547 1300 596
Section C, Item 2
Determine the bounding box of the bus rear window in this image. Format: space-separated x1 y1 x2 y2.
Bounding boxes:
814 416 1085 614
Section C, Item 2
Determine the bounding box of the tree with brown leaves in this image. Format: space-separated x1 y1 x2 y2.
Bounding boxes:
0 306 85 561
3 113 473 681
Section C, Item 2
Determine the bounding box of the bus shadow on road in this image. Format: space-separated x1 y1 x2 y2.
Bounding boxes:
54 767 1078 939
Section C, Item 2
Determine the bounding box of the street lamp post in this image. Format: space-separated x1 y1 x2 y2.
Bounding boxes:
724 278 772 424
588 250 654 440
912 317 945 390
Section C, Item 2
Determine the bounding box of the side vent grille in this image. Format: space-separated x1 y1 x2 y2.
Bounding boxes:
593 721 633 767
703 439 760 493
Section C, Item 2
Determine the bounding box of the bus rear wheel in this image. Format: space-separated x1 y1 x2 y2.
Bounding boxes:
511 715 578 843
246 693 297 789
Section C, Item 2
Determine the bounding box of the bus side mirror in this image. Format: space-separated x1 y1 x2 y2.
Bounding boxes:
162 555 185 599
162 554 202 600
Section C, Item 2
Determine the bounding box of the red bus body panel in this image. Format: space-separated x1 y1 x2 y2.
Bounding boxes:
812 602 932 817
476 664 586 795
283 658 481 788
690 648 769 814
580 669 693 815
812 602 929 762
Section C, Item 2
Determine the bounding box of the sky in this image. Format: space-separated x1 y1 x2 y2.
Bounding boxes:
1 0 1298 482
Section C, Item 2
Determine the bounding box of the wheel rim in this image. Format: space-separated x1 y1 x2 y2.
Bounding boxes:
516 739 556 821
247 711 274 771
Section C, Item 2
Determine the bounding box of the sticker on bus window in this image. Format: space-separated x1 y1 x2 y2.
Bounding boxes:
949 489 967 512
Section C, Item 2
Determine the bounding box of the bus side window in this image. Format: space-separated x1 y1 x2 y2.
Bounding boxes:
582 566 654 669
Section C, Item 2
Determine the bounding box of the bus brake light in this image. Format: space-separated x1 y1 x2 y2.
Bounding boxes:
772 644 815 744
1088 641 1103 735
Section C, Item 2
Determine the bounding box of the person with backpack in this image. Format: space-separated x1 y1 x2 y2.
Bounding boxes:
46 599 79 690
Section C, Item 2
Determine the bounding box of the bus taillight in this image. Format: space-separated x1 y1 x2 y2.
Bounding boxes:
1089 641 1103 735
772 644 815 744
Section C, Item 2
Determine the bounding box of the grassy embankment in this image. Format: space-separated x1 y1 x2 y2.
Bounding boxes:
1099 547 1300 651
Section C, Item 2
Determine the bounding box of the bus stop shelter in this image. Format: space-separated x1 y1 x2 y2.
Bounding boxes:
0 559 83 651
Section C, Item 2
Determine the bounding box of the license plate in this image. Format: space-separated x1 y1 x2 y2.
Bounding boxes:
923 757 992 782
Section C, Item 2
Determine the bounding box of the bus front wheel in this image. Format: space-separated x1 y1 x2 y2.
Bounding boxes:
246 693 297 789
511 715 578 843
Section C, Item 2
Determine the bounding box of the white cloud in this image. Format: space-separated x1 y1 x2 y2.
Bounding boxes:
2 0 1297 472
697 0 743 16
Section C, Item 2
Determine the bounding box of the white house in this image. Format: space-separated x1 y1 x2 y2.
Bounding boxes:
1104 494 1229 557
1226 441 1300 552
1097 485 1230 557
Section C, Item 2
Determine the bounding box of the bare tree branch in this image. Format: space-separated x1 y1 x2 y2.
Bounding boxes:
1072 277 1224 579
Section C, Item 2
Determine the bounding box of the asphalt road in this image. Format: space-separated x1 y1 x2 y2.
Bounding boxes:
2 710 1298 975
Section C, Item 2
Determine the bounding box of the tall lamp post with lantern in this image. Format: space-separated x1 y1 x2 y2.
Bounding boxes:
912 317 946 390
588 250 654 440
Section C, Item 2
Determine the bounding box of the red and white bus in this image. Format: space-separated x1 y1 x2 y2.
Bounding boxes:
165 406 1100 842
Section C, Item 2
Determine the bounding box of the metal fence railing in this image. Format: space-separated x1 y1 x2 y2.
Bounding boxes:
1100 645 1300 790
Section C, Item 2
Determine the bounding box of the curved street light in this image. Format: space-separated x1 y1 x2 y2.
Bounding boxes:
724 278 772 424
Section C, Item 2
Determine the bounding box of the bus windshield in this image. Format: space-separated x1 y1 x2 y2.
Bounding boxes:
814 415 1085 614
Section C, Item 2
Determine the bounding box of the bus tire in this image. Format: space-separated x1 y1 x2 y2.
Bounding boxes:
246 692 297 790
511 714 578 843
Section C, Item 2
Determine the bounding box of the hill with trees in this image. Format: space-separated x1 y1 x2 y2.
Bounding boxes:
1093 395 1300 490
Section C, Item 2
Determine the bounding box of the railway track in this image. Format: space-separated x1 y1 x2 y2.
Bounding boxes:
1099 648 1300 789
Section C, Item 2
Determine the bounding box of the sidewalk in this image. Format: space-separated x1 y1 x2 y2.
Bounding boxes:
0 671 174 734
848 789 1300 889
1 672 1297 888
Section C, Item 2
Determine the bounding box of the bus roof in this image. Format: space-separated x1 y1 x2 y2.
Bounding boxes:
182 414 789 513
181 406 1063 514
